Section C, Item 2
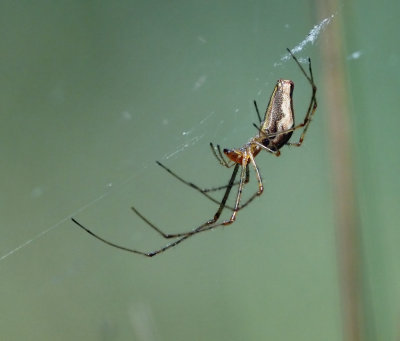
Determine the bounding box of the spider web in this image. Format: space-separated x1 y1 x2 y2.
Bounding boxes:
0 15 334 263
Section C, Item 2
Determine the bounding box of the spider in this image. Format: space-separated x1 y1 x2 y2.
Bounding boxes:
71 48 317 257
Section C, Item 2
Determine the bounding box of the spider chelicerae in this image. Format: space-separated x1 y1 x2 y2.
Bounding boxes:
71 48 317 257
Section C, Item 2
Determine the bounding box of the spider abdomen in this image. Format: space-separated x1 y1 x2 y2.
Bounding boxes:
258 79 295 151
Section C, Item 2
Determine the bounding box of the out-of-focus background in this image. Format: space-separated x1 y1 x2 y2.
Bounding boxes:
1 1 399 340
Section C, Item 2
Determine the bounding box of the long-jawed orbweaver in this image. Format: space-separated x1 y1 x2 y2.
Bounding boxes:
71 48 317 257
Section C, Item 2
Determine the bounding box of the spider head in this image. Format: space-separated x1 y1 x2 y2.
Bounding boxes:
223 148 243 164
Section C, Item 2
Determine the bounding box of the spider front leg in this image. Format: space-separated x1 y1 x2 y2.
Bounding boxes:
71 218 154 257
139 158 252 256
210 142 234 168
131 163 241 239
71 164 241 257
131 162 249 256
156 160 248 194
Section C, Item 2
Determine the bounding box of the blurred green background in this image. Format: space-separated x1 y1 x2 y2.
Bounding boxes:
1 1 399 340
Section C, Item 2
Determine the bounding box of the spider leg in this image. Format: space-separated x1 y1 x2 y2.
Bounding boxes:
178 155 249 236
157 159 249 193
253 122 262 133
136 158 251 257
156 160 256 211
156 160 232 208
253 99 262 124
71 218 152 257
72 152 258 257
204 165 250 192
203 164 260 211
285 49 317 147
210 142 234 168
254 141 281 157
217 144 231 167
248 151 264 195
131 164 240 239
71 217 194 257
69 163 241 257
157 160 245 194
252 100 267 132
287 48 314 84
224 156 248 223
72 147 255 257
286 96 317 147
